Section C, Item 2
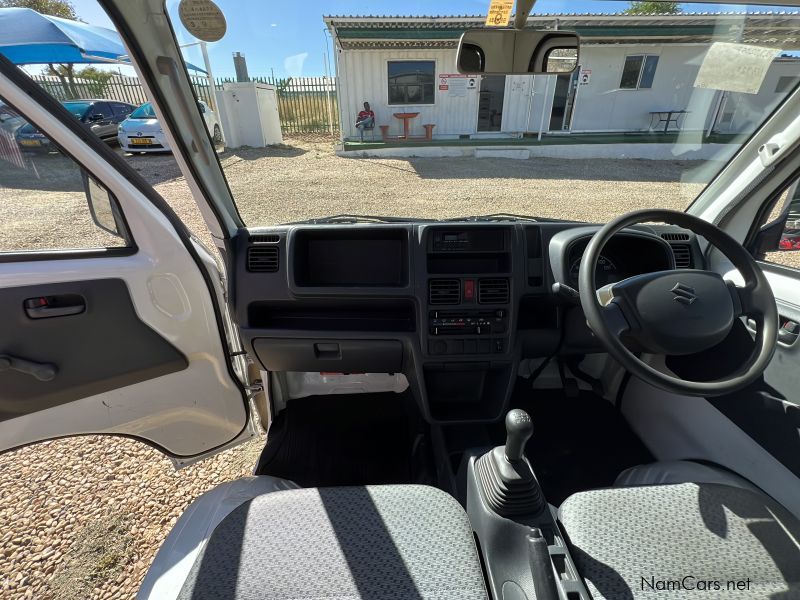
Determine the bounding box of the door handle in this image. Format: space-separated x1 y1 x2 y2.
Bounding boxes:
779 320 799 346
24 294 85 319
0 354 57 381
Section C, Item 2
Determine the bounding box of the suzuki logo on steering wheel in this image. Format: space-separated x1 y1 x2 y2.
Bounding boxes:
670 282 697 305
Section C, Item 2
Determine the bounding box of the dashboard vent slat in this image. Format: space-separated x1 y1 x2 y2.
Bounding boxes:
661 232 690 242
670 244 692 269
429 279 460 305
250 234 280 244
478 279 510 304
247 246 279 272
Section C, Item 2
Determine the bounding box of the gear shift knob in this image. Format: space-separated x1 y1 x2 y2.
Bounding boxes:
504 409 533 462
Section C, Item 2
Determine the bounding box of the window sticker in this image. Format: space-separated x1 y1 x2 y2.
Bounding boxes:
485 0 513 27
695 42 780 94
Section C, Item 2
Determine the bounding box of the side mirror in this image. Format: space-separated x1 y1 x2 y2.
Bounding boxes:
81 171 125 239
197 102 206 114
754 194 800 258
88 113 105 122
778 213 800 251
457 29 579 75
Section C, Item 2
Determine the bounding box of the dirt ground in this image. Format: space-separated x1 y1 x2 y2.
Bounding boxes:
0 135 799 599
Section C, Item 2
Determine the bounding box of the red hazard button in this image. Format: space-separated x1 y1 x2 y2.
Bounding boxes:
464 279 475 300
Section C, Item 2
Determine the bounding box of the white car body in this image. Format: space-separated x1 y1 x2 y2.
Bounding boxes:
118 100 221 152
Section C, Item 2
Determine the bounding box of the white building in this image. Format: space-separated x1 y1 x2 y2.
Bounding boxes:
324 13 800 143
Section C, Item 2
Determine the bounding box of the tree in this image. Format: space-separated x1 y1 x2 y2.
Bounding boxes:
0 0 77 19
73 65 113 97
623 2 681 15
0 0 83 97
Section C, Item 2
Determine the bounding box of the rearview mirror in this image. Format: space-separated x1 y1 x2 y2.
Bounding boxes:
88 113 105 122
457 29 579 75
81 171 125 238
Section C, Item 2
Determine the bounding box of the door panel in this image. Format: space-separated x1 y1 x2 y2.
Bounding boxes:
666 312 800 478
0 279 187 418
0 59 251 460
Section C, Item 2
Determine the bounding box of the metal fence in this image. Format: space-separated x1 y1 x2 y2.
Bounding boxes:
215 76 339 134
30 74 149 105
30 74 339 134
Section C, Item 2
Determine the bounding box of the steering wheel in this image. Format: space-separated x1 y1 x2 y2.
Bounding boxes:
579 209 778 397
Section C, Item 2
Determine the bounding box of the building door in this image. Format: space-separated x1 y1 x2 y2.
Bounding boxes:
477 75 505 132
548 70 579 131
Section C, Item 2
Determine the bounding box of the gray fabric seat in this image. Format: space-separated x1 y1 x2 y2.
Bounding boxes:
560 474 800 599
176 484 489 600
615 460 762 493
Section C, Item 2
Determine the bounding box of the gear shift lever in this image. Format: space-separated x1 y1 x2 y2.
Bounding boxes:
504 409 534 463
475 409 545 516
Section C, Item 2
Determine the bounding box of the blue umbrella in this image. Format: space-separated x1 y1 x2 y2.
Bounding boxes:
0 7 207 73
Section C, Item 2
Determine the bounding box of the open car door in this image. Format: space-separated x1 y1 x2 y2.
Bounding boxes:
0 56 254 463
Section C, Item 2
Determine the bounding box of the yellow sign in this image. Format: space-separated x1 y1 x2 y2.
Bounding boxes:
485 0 513 27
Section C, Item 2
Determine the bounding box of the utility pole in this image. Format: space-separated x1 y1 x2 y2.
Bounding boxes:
179 40 225 142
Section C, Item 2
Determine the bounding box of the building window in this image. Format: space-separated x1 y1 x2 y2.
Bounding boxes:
620 55 659 89
388 61 435 105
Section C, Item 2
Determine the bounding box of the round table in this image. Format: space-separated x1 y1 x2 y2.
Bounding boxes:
393 112 420 139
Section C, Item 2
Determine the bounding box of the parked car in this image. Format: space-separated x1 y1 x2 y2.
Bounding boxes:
117 100 222 153
0 100 23 135
14 99 135 153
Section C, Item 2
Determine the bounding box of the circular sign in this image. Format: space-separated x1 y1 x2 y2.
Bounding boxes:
178 0 227 42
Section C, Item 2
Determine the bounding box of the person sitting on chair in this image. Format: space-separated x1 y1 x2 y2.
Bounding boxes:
355 102 375 139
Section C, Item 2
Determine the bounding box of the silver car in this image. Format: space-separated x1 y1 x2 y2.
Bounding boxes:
117 100 222 152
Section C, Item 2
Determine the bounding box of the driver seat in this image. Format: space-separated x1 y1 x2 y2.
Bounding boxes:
559 461 800 599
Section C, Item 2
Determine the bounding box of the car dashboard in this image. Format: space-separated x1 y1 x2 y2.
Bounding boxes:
231 221 702 424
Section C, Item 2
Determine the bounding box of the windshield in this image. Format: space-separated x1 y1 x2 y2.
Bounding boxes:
129 102 156 119
62 101 91 119
160 1 800 226
3 1 800 230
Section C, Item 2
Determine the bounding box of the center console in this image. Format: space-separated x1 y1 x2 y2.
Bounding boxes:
463 409 591 600
420 226 516 422
424 226 512 357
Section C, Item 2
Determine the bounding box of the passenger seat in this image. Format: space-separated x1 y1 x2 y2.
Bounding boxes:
138 477 489 600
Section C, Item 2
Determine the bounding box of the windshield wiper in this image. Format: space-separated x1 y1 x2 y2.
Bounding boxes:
444 213 545 223
285 214 436 225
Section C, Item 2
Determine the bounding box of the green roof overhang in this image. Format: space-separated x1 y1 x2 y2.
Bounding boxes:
335 24 720 41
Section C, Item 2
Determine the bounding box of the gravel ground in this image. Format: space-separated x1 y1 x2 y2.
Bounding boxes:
1 134 799 600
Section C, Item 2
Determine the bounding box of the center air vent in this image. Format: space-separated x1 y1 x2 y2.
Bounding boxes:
478 279 509 304
670 244 692 269
429 279 460 305
247 246 279 272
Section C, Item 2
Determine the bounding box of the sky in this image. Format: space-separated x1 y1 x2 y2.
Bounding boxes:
67 0 796 79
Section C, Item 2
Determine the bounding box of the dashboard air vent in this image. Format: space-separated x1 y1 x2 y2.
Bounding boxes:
671 244 692 269
429 279 460 305
478 279 510 304
250 234 280 244
247 246 279 272
661 232 690 242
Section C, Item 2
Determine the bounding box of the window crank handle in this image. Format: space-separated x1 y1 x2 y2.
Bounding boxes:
0 355 57 382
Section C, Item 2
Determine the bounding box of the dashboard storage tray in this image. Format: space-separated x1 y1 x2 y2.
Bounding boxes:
253 338 403 373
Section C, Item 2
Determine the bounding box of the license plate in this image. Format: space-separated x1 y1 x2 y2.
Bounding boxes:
19 139 41 147
129 137 151 145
